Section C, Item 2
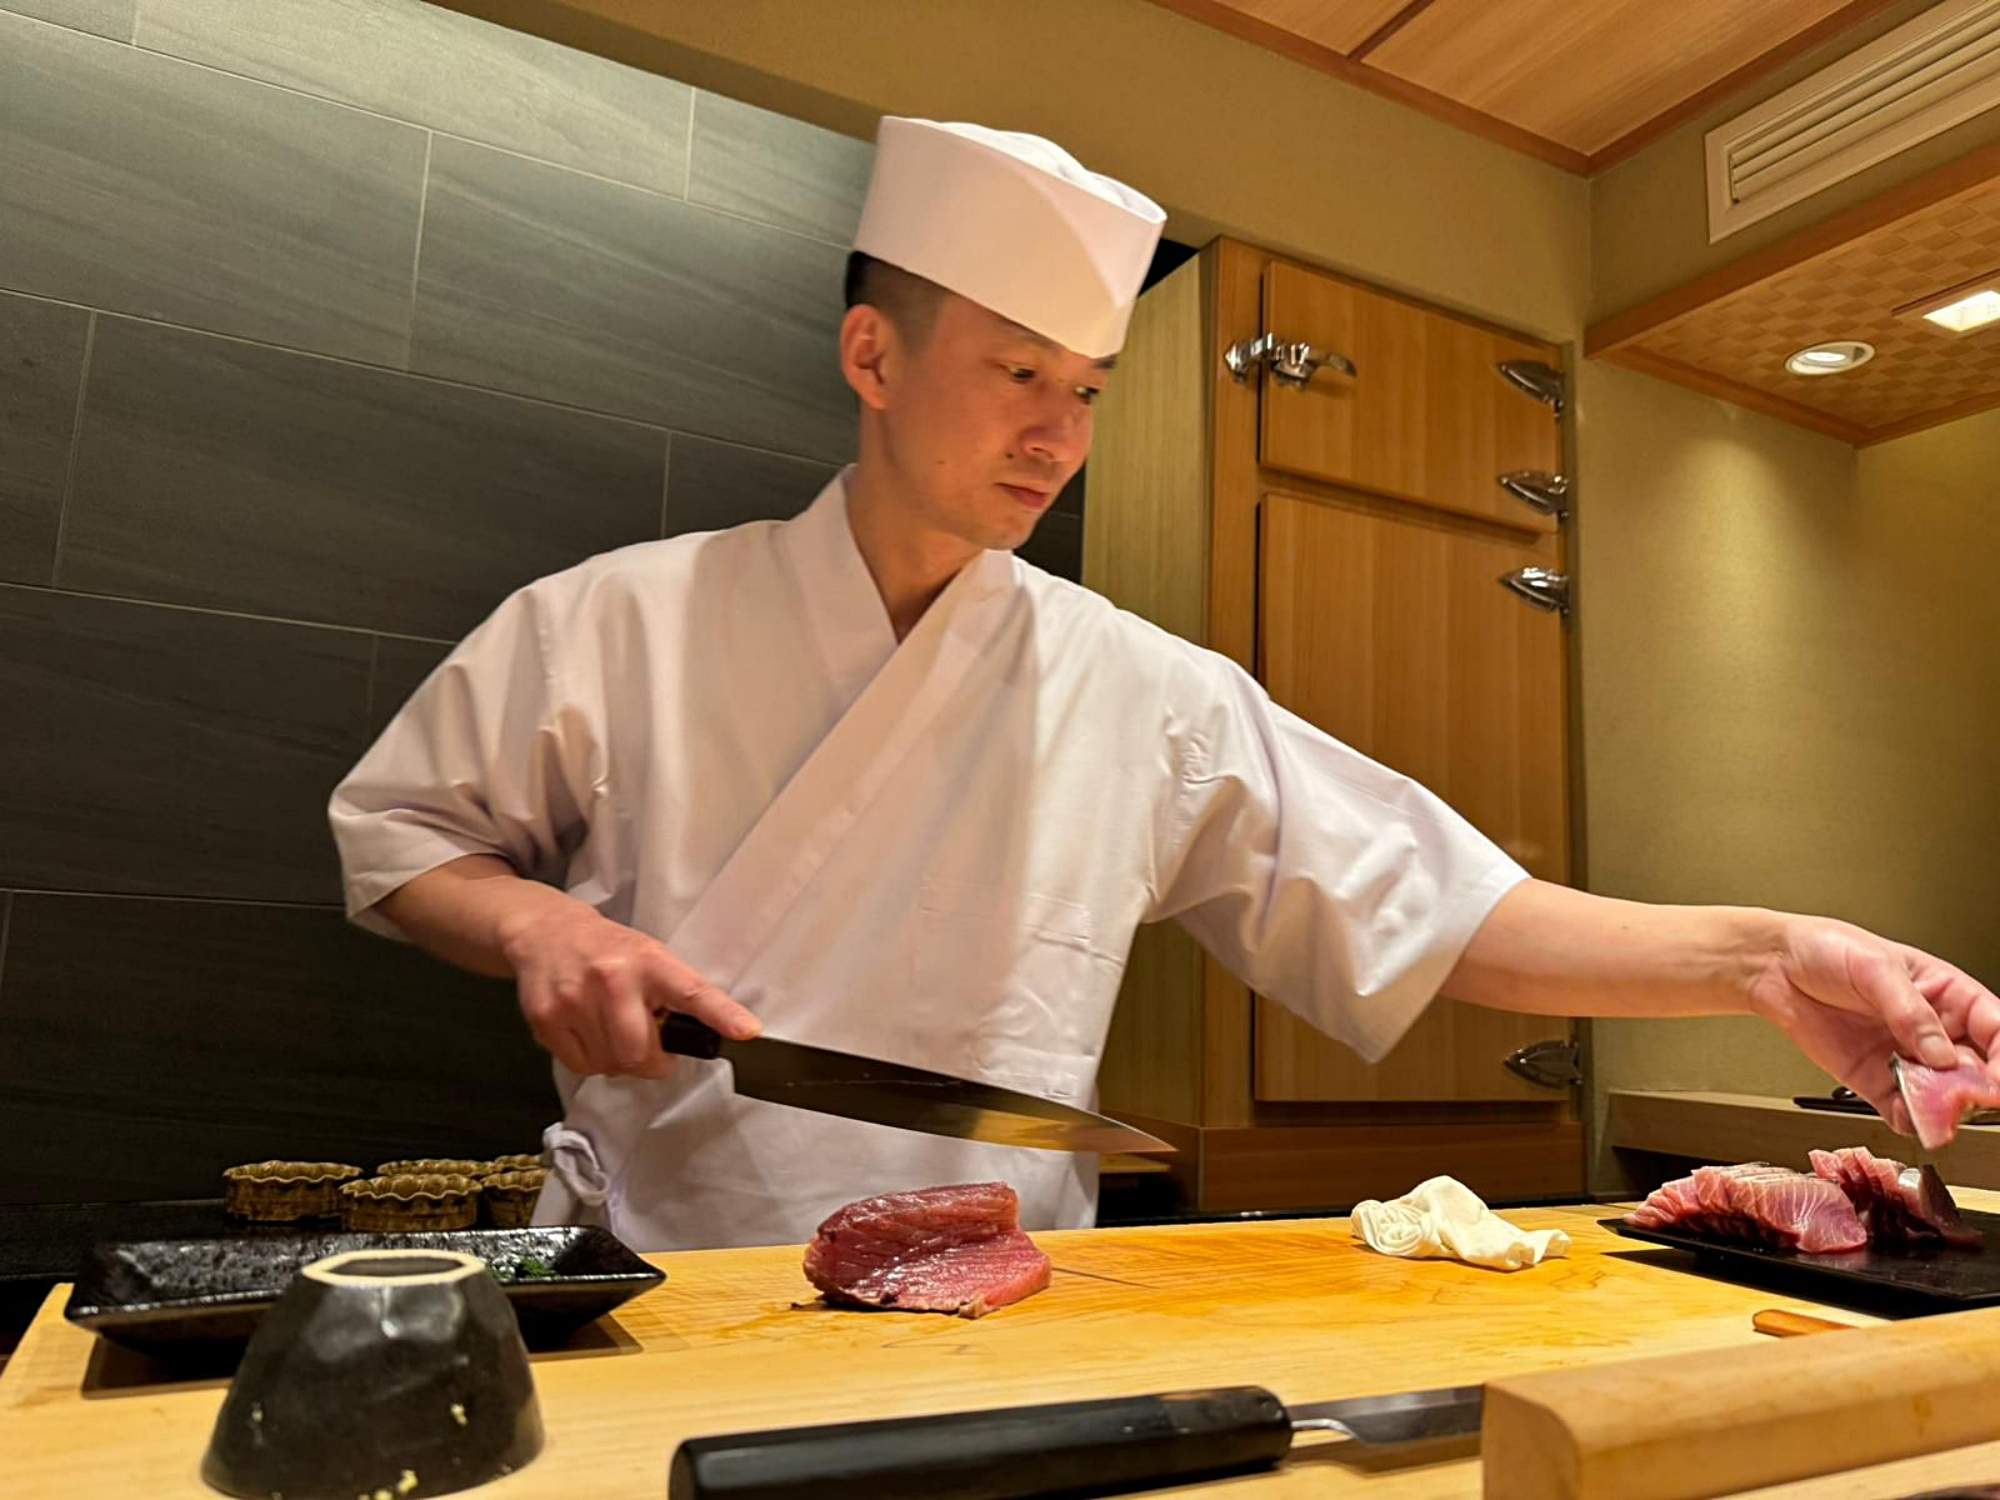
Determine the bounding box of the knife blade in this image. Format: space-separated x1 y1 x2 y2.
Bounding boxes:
1289 1383 1485 1442
667 1383 1484 1499
658 1013 1173 1155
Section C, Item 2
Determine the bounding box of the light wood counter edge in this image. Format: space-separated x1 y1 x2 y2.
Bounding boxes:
1608 1089 2000 1185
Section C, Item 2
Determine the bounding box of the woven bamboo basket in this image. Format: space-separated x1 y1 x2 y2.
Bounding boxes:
481 1168 549 1229
374 1157 488 1180
222 1161 363 1222
339 1173 481 1232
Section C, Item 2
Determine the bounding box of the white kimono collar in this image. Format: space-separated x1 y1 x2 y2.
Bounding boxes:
779 467 1019 701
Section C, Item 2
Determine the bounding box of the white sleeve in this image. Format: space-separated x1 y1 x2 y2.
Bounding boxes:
1146 650 1529 1063
328 582 599 940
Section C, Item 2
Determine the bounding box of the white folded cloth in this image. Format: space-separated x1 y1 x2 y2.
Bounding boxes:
1351 1175 1570 1271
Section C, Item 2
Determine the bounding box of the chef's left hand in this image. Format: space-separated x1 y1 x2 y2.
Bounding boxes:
1745 915 2000 1133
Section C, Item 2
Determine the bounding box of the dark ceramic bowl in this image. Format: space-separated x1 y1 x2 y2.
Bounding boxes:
201 1247 543 1499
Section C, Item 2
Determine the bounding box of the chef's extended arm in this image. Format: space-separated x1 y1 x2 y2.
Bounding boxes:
1145 642 1997 1133
1444 878 1999 1133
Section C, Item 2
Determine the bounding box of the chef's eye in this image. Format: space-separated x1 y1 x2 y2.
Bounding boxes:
1077 386 1103 405
1004 365 1036 383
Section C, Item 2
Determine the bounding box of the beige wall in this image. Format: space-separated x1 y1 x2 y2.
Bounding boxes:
1577 370 2000 1186
1575 362 1851 1184
1591 0 2000 318
1582 0 2000 1187
1847 408 2000 971
440 0 1591 341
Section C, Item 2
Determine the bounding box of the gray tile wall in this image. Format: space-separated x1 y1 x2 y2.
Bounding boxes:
1 10 428 364
5 0 129 42
0 893 548 1201
0 0 997 1207
0 295 87 586
60 317 671 639
411 137 854 461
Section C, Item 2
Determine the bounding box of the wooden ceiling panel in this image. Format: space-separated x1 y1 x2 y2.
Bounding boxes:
1590 153 2000 444
1200 0 1418 56
1149 0 1898 171
1365 0 1863 155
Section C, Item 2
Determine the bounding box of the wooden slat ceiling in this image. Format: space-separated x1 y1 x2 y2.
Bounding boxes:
1587 145 2000 446
1149 0 1901 173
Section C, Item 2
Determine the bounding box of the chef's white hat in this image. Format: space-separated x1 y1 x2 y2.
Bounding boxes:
853 117 1166 359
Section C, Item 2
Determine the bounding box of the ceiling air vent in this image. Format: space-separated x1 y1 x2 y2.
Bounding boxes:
1705 0 2000 242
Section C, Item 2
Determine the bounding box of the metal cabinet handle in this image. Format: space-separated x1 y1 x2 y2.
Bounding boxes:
1498 471 1569 519
1504 1039 1581 1089
1499 567 1570 614
1225 331 1358 388
1497 359 1565 416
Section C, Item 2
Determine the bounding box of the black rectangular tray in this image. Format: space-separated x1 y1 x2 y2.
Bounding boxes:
64 1225 663 1354
1605 1210 2000 1310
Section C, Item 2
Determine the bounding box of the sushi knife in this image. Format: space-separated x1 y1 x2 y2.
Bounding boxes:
668 1383 1484 1500
657 1013 1175 1156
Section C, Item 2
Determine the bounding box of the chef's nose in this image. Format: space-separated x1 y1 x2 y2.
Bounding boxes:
1020 395 1089 467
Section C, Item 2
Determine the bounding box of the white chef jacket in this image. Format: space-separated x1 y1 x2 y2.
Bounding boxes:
329 471 1528 1250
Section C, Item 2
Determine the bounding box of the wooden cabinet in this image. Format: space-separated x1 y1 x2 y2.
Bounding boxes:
1087 239 1582 1213
1257 493 1567 878
1260 261 1564 533
1254 492 1568 1104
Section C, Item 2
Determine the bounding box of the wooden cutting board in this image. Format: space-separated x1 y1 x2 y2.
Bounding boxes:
12 1197 2000 1497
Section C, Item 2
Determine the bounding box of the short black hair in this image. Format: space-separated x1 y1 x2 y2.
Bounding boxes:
844 251 947 347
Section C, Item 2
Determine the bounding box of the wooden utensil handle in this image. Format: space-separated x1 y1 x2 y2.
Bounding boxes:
668 1386 1293 1499
1753 1308 1858 1338
1485 1302 2000 1500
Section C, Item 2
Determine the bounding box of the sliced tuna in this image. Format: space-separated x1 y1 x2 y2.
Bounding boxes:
802 1181 1052 1318
1894 1048 2000 1152
1808 1146 1983 1248
1625 1163 1867 1253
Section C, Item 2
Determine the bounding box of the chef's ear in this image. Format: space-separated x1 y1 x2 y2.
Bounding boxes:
839 303 897 412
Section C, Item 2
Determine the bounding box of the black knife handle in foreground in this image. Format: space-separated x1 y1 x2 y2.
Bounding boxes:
668 1386 1292 1500
659 1011 726 1060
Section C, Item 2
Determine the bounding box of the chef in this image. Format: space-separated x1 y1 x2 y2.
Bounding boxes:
331 117 1999 1252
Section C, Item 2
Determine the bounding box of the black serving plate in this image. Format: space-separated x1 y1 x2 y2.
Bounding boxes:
1605 1210 2000 1310
64 1225 663 1354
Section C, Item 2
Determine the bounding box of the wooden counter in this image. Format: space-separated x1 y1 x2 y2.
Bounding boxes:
14 1198 2000 1498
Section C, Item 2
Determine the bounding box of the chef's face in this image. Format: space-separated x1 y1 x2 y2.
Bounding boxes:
844 290 1113 554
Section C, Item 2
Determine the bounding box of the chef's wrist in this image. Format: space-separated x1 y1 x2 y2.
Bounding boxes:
492 882 597 971
1727 906 1794 1017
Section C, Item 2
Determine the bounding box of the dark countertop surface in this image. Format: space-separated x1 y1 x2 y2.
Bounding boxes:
0 1199 241 1356
0 1199 239 1285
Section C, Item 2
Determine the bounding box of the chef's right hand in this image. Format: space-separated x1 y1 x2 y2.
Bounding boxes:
497 898 761 1080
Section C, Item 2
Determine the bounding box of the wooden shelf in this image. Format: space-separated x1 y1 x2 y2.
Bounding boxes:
1608 1089 2000 1187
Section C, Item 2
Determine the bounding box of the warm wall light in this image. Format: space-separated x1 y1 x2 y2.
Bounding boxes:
1785 341 1874 376
1923 288 2000 332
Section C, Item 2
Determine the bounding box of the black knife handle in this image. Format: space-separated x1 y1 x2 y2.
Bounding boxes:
668 1386 1292 1500
658 1011 725 1060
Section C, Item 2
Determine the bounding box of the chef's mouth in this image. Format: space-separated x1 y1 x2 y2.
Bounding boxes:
999 483 1055 509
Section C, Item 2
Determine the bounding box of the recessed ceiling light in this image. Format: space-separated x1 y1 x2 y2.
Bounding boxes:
1922 288 2000 333
1894 269 2000 333
1785 341 1874 376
